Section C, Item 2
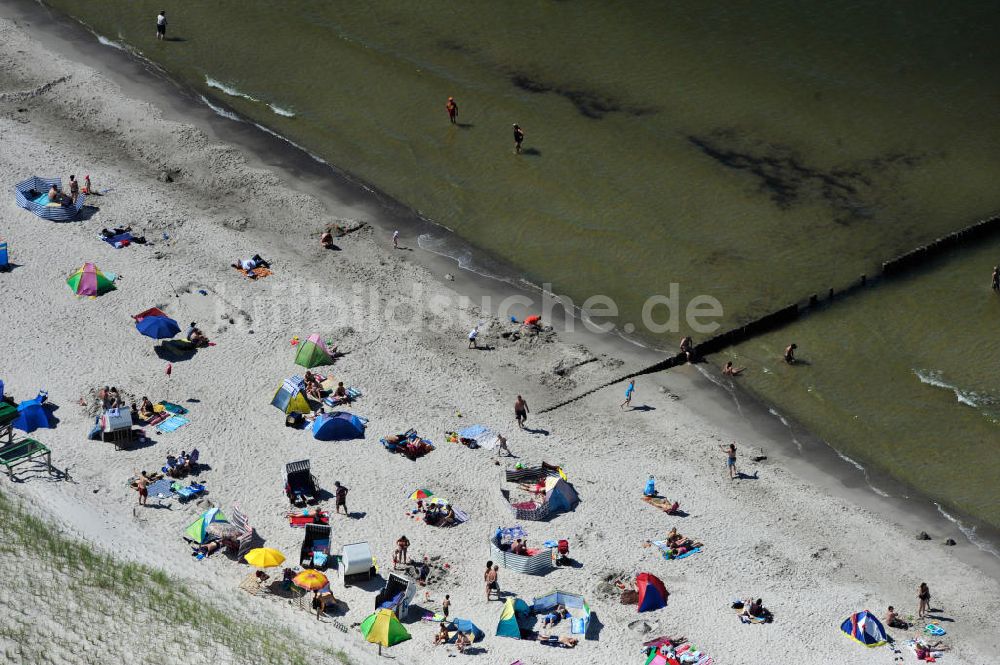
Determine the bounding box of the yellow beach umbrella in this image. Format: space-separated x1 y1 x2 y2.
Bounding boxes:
244 548 285 568
293 569 329 591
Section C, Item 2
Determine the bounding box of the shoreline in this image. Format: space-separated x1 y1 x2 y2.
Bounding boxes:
8 0 1000 575
2 3 999 664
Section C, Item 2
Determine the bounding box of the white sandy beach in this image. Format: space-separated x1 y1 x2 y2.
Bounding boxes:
1 11 999 665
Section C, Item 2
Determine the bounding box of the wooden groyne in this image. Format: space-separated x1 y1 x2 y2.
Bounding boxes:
539 214 1000 414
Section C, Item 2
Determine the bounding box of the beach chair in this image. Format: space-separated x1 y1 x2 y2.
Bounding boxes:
300 523 332 570
238 572 264 596
285 459 319 506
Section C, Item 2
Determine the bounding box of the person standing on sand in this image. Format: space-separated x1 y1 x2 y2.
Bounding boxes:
156 11 167 40
721 442 737 480
784 343 797 364
512 124 524 154
620 379 635 410
136 473 149 506
334 481 349 516
514 395 529 428
485 564 499 600
442 594 451 619
68 175 79 203
446 97 458 124
392 230 400 249
483 561 494 600
918 582 931 619
992 265 999 291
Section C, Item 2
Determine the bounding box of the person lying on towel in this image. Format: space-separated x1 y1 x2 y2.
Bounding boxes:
232 254 271 271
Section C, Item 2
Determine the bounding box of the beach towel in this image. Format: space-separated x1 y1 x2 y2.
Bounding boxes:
157 401 189 415
653 541 701 560
288 511 329 527
157 415 190 433
235 265 273 280
102 232 132 248
173 482 205 501
924 624 946 636
323 387 361 407
146 478 174 501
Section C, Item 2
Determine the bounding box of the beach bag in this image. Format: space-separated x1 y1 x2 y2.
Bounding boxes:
285 413 303 428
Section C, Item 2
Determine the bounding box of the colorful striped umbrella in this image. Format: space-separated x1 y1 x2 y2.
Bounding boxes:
292 569 328 591
66 262 114 297
409 489 434 501
244 548 285 568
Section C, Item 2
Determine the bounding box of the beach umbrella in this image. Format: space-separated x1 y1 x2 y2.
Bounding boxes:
428 497 450 506
360 609 411 649
292 569 328 591
66 262 115 297
136 315 181 340
244 548 285 568
409 489 434 501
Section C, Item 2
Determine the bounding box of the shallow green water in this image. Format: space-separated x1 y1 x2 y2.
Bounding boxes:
43 1 1000 529
726 238 1000 531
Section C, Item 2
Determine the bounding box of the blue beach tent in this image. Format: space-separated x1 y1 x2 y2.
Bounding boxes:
496 597 530 639
13 398 52 434
312 411 366 441
14 176 86 221
451 618 485 642
841 610 888 647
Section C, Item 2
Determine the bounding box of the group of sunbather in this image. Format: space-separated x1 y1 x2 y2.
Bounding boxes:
165 449 199 478
665 527 703 556
423 502 458 527
433 623 473 652
185 322 211 347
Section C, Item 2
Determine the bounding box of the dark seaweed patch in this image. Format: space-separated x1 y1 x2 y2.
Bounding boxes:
688 132 923 223
508 71 655 119
437 39 475 55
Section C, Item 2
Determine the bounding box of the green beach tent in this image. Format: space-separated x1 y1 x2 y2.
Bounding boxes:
294 333 334 368
360 609 410 648
185 507 228 544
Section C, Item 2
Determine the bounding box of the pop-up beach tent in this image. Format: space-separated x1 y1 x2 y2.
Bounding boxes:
840 610 888 647
496 597 531 639
449 618 485 642
14 176 86 221
311 411 366 441
636 573 668 612
294 333 335 368
67 263 115 297
13 397 52 434
271 376 311 414
185 507 229 545
545 477 579 513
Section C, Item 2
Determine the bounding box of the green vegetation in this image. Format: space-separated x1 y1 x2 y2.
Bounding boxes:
0 490 352 665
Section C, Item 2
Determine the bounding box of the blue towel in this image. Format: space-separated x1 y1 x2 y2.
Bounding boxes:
157 415 190 432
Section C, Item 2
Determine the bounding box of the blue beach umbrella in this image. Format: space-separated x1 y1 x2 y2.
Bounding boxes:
136 315 181 340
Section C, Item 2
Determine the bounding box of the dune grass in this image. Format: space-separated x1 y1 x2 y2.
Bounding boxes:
0 489 352 665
